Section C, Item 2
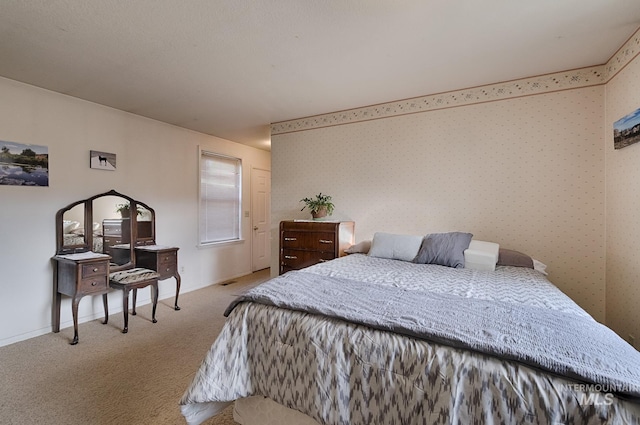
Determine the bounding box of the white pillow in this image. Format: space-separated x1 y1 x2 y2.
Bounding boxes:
533 259 548 275
464 240 499 271
344 240 371 254
63 220 80 233
368 232 423 262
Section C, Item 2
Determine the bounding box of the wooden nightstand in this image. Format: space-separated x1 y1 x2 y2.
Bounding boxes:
52 252 112 345
279 220 354 275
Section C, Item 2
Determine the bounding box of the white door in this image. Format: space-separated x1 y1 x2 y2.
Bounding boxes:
251 168 271 271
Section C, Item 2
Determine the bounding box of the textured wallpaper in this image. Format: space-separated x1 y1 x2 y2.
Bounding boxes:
271 28 640 328
272 87 606 321
605 51 640 345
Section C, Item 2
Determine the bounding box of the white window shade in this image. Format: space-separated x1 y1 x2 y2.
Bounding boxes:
199 151 242 244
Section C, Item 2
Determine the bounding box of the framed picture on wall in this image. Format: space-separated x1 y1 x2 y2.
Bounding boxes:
90 150 116 170
613 107 640 149
0 140 49 186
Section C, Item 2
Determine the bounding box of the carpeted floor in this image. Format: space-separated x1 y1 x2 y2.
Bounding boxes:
0 269 271 425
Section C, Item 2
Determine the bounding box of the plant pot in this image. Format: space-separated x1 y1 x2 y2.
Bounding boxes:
120 210 130 218
312 207 328 219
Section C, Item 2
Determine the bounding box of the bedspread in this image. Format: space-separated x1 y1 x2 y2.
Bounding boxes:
226 271 640 399
180 256 640 425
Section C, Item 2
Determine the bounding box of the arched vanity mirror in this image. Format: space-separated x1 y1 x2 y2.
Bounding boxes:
134 203 155 246
55 189 156 271
56 201 89 253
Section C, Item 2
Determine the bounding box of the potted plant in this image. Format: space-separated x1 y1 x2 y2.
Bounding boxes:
300 193 335 219
115 202 143 218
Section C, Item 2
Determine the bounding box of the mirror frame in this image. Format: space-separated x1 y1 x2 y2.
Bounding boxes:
55 199 90 254
55 189 156 272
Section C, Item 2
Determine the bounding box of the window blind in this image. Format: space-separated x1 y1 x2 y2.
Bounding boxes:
199 151 241 244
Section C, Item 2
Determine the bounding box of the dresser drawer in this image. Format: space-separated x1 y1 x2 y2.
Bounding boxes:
102 219 128 236
79 276 108 294
81 262 108 279
158 264 177 279
279 220 354 275
158 251 177 266
103 236 125 246
281 249 335 270
135 247 179 279
306 232 336 251
281 232 304 248
282 231 336 251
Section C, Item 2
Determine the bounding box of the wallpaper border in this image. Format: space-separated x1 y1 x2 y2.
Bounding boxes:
604 27 640 80
271 28 640 136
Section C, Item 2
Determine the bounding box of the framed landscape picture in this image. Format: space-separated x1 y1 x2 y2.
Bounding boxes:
0 140 49 186
613 106 640 149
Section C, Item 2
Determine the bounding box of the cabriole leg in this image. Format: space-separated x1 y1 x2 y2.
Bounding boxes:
70 296 81 345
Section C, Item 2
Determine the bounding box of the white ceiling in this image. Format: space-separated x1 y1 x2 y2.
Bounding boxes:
1 1 639 151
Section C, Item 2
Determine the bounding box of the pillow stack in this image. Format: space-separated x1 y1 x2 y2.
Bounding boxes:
366 231 474 268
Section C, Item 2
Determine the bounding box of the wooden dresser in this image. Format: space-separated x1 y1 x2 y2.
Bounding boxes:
102 218 130 265
279 220 354 275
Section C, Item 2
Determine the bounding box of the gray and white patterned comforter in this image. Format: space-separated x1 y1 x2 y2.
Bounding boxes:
180 254 640 425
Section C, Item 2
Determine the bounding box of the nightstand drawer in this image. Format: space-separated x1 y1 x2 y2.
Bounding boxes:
79 276 108 294
82 263 108 279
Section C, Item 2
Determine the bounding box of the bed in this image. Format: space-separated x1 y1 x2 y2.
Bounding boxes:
62 220 104 253
180 232 640 425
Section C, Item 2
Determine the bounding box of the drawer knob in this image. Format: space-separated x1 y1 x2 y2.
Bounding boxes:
319 239 333 244
93 268 98 272
166 267 171 272
284 255 297 259
284 237 297 241
91 281 98 286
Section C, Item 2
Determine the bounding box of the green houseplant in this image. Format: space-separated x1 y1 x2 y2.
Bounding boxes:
300 193 335 219
115 202 143 218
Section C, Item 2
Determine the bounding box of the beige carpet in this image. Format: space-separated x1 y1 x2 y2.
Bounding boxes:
0 269 271 425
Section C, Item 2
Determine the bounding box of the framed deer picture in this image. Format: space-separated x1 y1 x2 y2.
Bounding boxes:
90 150 116 171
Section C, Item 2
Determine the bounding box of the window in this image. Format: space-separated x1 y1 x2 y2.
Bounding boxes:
199 150 242 245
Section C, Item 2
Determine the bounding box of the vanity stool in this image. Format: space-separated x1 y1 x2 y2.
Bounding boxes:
109 268 161 334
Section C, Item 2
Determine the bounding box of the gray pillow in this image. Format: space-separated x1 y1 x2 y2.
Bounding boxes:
368 232 424 262
497 248 534 268
414 232 473 268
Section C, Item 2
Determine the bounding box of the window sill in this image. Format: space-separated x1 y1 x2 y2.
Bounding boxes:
198 239 245 249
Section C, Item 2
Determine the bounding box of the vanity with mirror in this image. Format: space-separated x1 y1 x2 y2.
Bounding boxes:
52 189 181 345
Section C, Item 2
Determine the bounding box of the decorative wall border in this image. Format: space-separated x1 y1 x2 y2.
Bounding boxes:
271 28 640 136
604 27 640 80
